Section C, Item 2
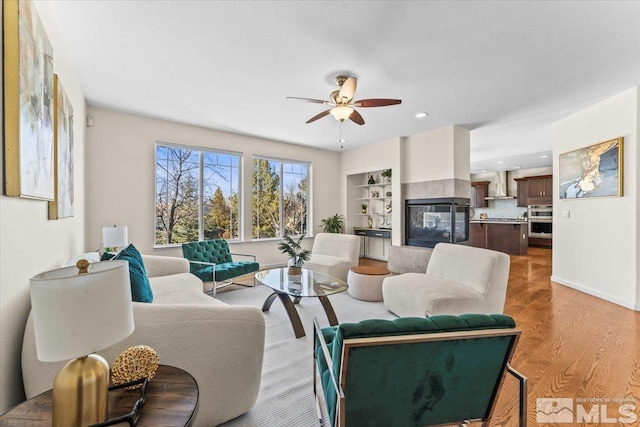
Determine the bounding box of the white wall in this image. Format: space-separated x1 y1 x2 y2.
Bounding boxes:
85 107 340 267
551 86 639 310
453 126 471 180
402 125 470 183
0 1 86 411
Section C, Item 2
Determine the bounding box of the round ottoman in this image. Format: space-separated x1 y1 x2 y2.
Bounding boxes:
347 266 392 301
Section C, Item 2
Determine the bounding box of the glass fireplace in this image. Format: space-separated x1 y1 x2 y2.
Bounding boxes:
405 198 470 248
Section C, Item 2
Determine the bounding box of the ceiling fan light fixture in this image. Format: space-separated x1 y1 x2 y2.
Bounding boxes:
330 106 354 122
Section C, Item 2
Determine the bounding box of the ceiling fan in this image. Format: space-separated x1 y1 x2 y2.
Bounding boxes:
287 75 401 125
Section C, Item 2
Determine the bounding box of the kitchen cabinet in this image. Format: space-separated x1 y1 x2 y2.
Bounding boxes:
515 175 552 206
470 181 490 208
470 221 528 256
516 180 529 207
470 223 487 247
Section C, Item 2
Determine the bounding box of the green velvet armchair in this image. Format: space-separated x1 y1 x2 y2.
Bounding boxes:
313 314 527 427
182 239 259 296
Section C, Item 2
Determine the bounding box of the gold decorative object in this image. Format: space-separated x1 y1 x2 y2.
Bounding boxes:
112 345 159 390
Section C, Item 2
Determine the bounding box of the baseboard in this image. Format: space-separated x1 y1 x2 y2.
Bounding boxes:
551 275 640 311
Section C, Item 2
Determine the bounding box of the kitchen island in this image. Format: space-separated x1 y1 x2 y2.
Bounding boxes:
470 219 528 256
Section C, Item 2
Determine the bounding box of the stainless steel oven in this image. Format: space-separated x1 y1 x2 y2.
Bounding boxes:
528 205 552 239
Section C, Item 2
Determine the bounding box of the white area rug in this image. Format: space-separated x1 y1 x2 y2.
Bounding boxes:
216 284 396 426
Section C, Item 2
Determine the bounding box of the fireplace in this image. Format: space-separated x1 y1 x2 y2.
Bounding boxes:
405 198 470 248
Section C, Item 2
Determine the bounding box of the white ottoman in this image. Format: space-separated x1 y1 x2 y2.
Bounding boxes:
347 266 392 302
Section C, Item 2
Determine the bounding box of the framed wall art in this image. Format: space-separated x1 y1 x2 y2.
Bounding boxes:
3 0 55 200
559 137 623 200
49 75 74 219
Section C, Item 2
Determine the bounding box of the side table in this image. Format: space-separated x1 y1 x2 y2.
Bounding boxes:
0 365 199 427
347 265 392 301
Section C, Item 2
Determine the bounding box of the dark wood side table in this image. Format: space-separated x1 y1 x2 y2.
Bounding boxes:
0 365 199 427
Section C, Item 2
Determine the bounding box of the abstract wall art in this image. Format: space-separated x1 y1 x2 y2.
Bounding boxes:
3 0 55 200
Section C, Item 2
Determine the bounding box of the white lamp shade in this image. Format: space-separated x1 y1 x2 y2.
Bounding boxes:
30 260 135 362
330 106 354 122
102 226 128 248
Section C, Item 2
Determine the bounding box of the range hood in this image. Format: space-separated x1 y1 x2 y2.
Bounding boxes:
485 171 516 200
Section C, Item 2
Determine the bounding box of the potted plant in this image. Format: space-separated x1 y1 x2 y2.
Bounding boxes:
278 235 311 275
361 204 368 214
320 213 345 233
381 169 392 182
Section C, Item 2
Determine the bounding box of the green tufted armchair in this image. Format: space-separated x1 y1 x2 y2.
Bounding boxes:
182 239 259 296
313 314 527 427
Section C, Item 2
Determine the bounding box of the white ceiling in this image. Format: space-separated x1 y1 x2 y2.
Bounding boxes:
51 1 640 173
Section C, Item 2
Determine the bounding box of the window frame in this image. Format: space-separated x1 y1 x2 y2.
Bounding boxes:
251 155 311 240
154 141 242 247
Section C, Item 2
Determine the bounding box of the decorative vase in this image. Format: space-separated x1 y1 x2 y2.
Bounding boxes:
361 206 367 214
367 216 374 228
288 266 302 275
368 175 375 184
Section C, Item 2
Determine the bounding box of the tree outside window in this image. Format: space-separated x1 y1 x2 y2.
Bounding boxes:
156 144 240 245
252 157 309 239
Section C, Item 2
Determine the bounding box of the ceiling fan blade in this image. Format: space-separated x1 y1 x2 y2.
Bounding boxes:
353 98 402 108
287 97 331 105
305 109 331 124
338 77 357 102
349 109 365 125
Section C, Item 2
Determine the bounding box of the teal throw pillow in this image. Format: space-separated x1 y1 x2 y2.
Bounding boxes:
112 244 153 303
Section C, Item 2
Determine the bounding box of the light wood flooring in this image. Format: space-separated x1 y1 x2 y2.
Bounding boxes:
225 248 640 425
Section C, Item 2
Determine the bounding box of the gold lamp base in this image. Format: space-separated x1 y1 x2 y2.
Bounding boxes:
52 354 109 427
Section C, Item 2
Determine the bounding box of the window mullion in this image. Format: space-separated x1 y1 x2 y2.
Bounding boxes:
279 162 284 237
199 151 204 241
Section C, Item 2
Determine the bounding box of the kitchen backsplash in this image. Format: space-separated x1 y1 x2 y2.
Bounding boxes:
472 198 528 219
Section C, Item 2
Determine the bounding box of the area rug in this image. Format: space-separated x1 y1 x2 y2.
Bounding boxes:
216 284 396 426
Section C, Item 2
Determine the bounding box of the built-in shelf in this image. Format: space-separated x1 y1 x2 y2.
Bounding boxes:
348 169 393 260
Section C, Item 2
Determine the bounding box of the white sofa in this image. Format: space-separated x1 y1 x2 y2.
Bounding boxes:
303 233 361 281
382 243 510 317
22 254 265 427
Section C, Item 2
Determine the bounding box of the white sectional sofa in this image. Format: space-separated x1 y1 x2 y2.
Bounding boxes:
303 233 361 281
22 254 265 427
382 243 510 317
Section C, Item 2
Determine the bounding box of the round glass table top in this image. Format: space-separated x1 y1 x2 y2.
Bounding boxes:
256 268 348 298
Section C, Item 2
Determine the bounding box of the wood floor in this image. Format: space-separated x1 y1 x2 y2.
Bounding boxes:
494 247 640 426
230 248 640 425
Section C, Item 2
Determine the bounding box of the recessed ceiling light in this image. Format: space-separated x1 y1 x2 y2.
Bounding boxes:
497 160 505 164
514 166 521 169
415 112 428 118
481 169 488 173
540 155 549 158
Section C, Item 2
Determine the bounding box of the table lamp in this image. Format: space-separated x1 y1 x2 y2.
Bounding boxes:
102 225 128 253
30 260 135 427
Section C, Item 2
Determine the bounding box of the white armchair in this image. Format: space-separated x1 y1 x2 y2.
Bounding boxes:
22 254 265 427
303 233 361 281
382 243 510 317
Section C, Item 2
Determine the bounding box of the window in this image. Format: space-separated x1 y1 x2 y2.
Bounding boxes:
252 157 309 239
155 143 240 245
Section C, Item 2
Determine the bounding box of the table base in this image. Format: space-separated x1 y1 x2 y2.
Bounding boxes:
262 291 339 338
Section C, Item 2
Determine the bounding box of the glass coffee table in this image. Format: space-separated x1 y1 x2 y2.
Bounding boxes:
257 268 348 338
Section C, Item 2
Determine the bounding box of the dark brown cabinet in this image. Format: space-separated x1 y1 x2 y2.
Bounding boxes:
470 222 528 256
470 223 487 247
470 181 490 208
516 180 529 207
515 175 552 206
